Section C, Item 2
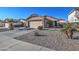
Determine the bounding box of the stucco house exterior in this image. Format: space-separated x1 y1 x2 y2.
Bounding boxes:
58 19 66 23
26 14 62 28
4 19 26 28
68 8 79 23
0 22 5 27
4 22 24 28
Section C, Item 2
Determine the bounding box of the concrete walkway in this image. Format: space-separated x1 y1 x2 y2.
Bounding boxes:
0 30 53 51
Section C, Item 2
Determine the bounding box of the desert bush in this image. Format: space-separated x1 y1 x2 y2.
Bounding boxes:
61 23 76 39
9 22 14 30
34 31 39 36
8 19 14 30
34 30 40 36
37 26 43 30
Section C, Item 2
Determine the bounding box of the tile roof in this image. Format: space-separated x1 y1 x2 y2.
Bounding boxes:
26 14 60 21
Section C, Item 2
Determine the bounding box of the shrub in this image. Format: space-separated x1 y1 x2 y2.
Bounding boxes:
9 22 14 30
37 26 43 30
61 23 75 39
34 31 39 36
5 18 14 30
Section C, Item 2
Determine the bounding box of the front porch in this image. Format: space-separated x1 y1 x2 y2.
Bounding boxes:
44 20 61 28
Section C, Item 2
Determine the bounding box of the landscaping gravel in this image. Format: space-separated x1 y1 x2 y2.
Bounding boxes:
14 30 79 51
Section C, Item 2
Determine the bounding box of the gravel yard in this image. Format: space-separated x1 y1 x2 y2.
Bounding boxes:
14 30 79 51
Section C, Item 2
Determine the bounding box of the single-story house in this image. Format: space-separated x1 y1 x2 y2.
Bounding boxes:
58 19 66 23
26 14 62 28
4 19 26 28
0 22 5 27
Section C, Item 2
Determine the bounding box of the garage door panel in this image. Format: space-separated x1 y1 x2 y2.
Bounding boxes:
30 21 42 28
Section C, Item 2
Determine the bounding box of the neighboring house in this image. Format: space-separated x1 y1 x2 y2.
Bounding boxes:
58 19 66 23
0 20 5 27
4 22 23 28
68 8 79 23
4 20 25 28
0 22 5 27
20 19 26 23
26 14 62 28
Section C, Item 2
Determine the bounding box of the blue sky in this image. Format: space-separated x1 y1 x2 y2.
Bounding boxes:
0 7 74 21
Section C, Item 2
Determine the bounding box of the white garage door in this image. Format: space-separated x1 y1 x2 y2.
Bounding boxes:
30 21 43 28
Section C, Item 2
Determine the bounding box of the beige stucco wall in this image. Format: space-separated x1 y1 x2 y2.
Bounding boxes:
0 22 5 27
29 21 43 28
59 20 66 23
